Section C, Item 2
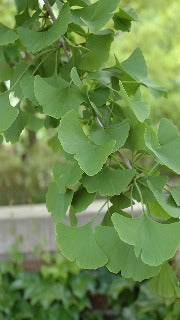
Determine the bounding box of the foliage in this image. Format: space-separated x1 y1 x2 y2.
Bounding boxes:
0 0 180 299
0 254 179 320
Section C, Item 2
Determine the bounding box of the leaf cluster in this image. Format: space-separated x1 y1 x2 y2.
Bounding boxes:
0 0 179 298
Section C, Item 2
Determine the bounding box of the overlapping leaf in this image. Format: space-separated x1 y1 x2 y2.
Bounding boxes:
89 121 130 152
0 47 12 80
170 186 180 206
0 93 19 132
4 110 29 143
112 212 180 266
52 161 83 193
95 226 161 281
145 118 180 174
116 48 167 97
46 182 73 222
58 110 115 176
20 73 38 105
148 263 180 298
113 8 139 32
72 187 96 213
72 0 119 32
18 4 70 53
56 222 108 269
34 75 84 119
0 23 18 45
80 31 113 72
147 179 180 218
82 167 136 196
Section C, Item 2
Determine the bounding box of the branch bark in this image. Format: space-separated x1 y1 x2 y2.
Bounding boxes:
43 0 71 60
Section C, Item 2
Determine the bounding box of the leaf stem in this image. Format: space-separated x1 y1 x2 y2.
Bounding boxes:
134 181 145 214
91 200 108 223
146 162 159 177
32 49 55 76
43 0 71 60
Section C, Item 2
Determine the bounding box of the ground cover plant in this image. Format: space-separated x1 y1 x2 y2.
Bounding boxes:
0 253 180 320
0 0 180 300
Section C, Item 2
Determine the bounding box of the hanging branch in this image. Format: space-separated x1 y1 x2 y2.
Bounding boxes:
43 0 71 60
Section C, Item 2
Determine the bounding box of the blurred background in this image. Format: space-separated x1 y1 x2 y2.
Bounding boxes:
0 0 180 205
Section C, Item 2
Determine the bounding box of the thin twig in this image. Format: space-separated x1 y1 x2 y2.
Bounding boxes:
43 0 71 60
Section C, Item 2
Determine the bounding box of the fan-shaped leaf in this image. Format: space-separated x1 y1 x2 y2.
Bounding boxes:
53 161 83 193
46 182 73 222
34 75 84 119
0 93 19 132
112 212 180 266
0 23 18 45
18 4 70 53
148 263 180 298
58 110 115 176
95 226 161 281
56 222 108 269
82 167 136 196
72 187 96 213
170 186 180 207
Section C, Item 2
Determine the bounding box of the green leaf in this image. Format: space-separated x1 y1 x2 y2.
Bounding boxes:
46 182 73 222
52 161 83 193
112 212 180 266
95 226 161 281
82 167 136 196
113 8 139 32
147 201 170 220
147 180 180 218
116 48 167 97
170 186 180 207
80 31 113 72
0 23 18 45
119 82 150 122
34 75 84 119
4 110 29 143
56 222 108 269
111 194 131 210
145 119 180 174
0 47 12 81
20 73 38 105
58 110 115 176
89 121 130 152
70 67 82 87
148 263 180 298
18 4 70 53
73 0 119 32
72 187 96 213
0 93 19 132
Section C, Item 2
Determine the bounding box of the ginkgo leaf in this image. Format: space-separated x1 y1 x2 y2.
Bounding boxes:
34 75 84 119
58 110 115 176
145 119 180 174
46 182 73 222
170 186 180 207
20 73 38 105
147 180 180 218
89 121 130 152
18 4 70 53
112 212 180 266
82 167 136 196
70 67 82 87
119 82 150 122
0 93 19 132
0 23 18 45
148 263 180 298
73 0 119 32
52 161 83 193
0 47 12 80
56 222 108 269
113 8 139 32
95 226 161 281
80 31 113 72
4 110 29 143
116 48 167 97
72 187 96 213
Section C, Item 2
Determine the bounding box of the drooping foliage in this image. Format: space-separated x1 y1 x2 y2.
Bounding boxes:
0 0 179 299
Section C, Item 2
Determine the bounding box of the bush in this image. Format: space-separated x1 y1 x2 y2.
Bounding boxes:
0 254 179 320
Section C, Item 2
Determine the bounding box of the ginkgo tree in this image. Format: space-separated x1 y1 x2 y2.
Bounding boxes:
0 0 180 299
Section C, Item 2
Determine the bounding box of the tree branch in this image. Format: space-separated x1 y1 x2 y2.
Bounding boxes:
43 0 71 60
